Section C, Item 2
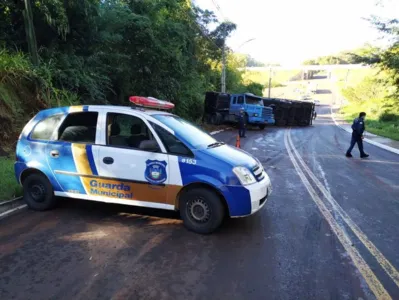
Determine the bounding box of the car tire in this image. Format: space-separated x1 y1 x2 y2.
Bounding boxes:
23 173 56 211
259 124 266 130
180 188 225 234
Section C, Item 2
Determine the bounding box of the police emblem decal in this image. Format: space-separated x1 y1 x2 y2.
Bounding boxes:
145 160 167 184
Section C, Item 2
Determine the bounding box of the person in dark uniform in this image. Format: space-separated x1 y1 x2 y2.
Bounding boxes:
346 112 369 158
238 108 246 138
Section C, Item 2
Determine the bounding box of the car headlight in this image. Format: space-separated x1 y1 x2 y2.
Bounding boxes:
253 113 258 117
233 167 256 186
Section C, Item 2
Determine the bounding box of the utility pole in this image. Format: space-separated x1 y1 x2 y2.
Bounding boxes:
221 41 226 93
268 66 272 98
23 0 39 65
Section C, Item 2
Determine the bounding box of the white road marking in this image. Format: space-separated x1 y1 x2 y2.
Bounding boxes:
284 130 392 300
330 106 399 155
210 127 232 135
288 129 399 289
0 204 27 219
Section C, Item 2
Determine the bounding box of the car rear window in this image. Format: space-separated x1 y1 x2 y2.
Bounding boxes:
58 112 98 143
30 114 64 141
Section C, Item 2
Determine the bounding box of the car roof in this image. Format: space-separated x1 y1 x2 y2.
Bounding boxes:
42 105 174 117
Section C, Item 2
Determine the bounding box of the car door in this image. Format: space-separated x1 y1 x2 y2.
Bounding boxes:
46 110 100 196
94 111 171 209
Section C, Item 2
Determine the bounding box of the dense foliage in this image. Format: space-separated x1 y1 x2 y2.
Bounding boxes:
339 16 399 140
0 0 262 136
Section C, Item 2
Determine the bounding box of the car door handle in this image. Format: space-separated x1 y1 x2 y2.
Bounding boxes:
50 150 59 158
103 157 114 165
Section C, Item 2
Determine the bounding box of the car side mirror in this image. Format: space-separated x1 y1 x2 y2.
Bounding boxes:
139 140 160 152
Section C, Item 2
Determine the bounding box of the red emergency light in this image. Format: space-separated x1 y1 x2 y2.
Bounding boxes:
129 96 175 110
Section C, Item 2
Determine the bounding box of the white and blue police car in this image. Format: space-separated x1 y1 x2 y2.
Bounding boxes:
15 96 272 233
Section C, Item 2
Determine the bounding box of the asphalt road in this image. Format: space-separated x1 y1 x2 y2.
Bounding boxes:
1 105 399 299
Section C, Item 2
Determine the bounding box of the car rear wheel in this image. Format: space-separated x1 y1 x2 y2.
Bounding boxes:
23 173 56 211
180 188 225 234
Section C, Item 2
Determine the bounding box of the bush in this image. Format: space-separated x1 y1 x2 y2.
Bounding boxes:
379 112 399 122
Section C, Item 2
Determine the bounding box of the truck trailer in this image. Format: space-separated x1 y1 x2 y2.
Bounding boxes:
263 98 315 126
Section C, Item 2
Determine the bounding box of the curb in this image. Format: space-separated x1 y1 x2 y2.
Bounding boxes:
330 106 399 155
0 197 27 220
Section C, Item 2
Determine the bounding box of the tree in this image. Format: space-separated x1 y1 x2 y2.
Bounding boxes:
0 0 246 123
244 82 264 95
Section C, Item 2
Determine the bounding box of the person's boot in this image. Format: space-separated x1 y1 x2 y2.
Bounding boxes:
345 152 353 158
361 153 369 158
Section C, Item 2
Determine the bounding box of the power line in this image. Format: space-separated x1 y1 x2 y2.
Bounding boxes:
211 0 227 21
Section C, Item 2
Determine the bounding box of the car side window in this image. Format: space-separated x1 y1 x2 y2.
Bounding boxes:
30 114 64 141
150 122 193 157
238 96 244 104
233 97 237 104
106 113 159 151
58 112 98 143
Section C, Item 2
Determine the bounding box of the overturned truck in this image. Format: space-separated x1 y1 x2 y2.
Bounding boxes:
263 98 315 126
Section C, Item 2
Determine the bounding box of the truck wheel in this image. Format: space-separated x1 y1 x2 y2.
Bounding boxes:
259 124 266 130
23 173 56 211
180 188 225 234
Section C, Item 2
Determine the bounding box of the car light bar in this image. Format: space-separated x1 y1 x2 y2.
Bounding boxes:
129 96 175 110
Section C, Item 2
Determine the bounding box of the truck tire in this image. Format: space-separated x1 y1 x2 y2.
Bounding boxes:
23 173 56 211
180 187 225 234
259 124 266 130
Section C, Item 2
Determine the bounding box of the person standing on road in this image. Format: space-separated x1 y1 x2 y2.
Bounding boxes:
238 107 246 138
346 112 369 158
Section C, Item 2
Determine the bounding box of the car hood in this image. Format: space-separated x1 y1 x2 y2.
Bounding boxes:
200 144 258 169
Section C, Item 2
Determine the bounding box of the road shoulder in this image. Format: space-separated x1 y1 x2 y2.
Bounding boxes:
330 105 399 155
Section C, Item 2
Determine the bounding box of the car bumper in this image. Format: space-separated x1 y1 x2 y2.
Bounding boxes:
244 175 272 216
223 175 272 218
247 178 272 215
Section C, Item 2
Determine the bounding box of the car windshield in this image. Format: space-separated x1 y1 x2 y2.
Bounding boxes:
152 114 217 149
246 95 263 106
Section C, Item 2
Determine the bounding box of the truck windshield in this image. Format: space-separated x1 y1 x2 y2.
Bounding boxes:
246 96 263 106
152 114 217 149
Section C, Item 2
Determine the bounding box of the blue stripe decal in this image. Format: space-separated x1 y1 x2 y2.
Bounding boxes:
86 144 98 175
83 105 89 112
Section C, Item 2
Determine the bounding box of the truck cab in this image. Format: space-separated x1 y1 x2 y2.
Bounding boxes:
230 93 275 129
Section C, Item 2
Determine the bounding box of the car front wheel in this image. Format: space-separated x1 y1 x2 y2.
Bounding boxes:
180 188 225 234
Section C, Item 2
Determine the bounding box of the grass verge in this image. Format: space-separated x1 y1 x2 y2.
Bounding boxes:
0 157 22 201
340 106 399 141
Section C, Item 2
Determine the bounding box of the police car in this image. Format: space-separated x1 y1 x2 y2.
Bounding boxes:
15 96 272 233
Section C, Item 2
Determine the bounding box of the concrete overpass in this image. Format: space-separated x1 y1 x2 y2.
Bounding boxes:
240 64 371 71
240 64 371 80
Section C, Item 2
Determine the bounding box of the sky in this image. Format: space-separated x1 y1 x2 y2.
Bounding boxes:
194 0 398 65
